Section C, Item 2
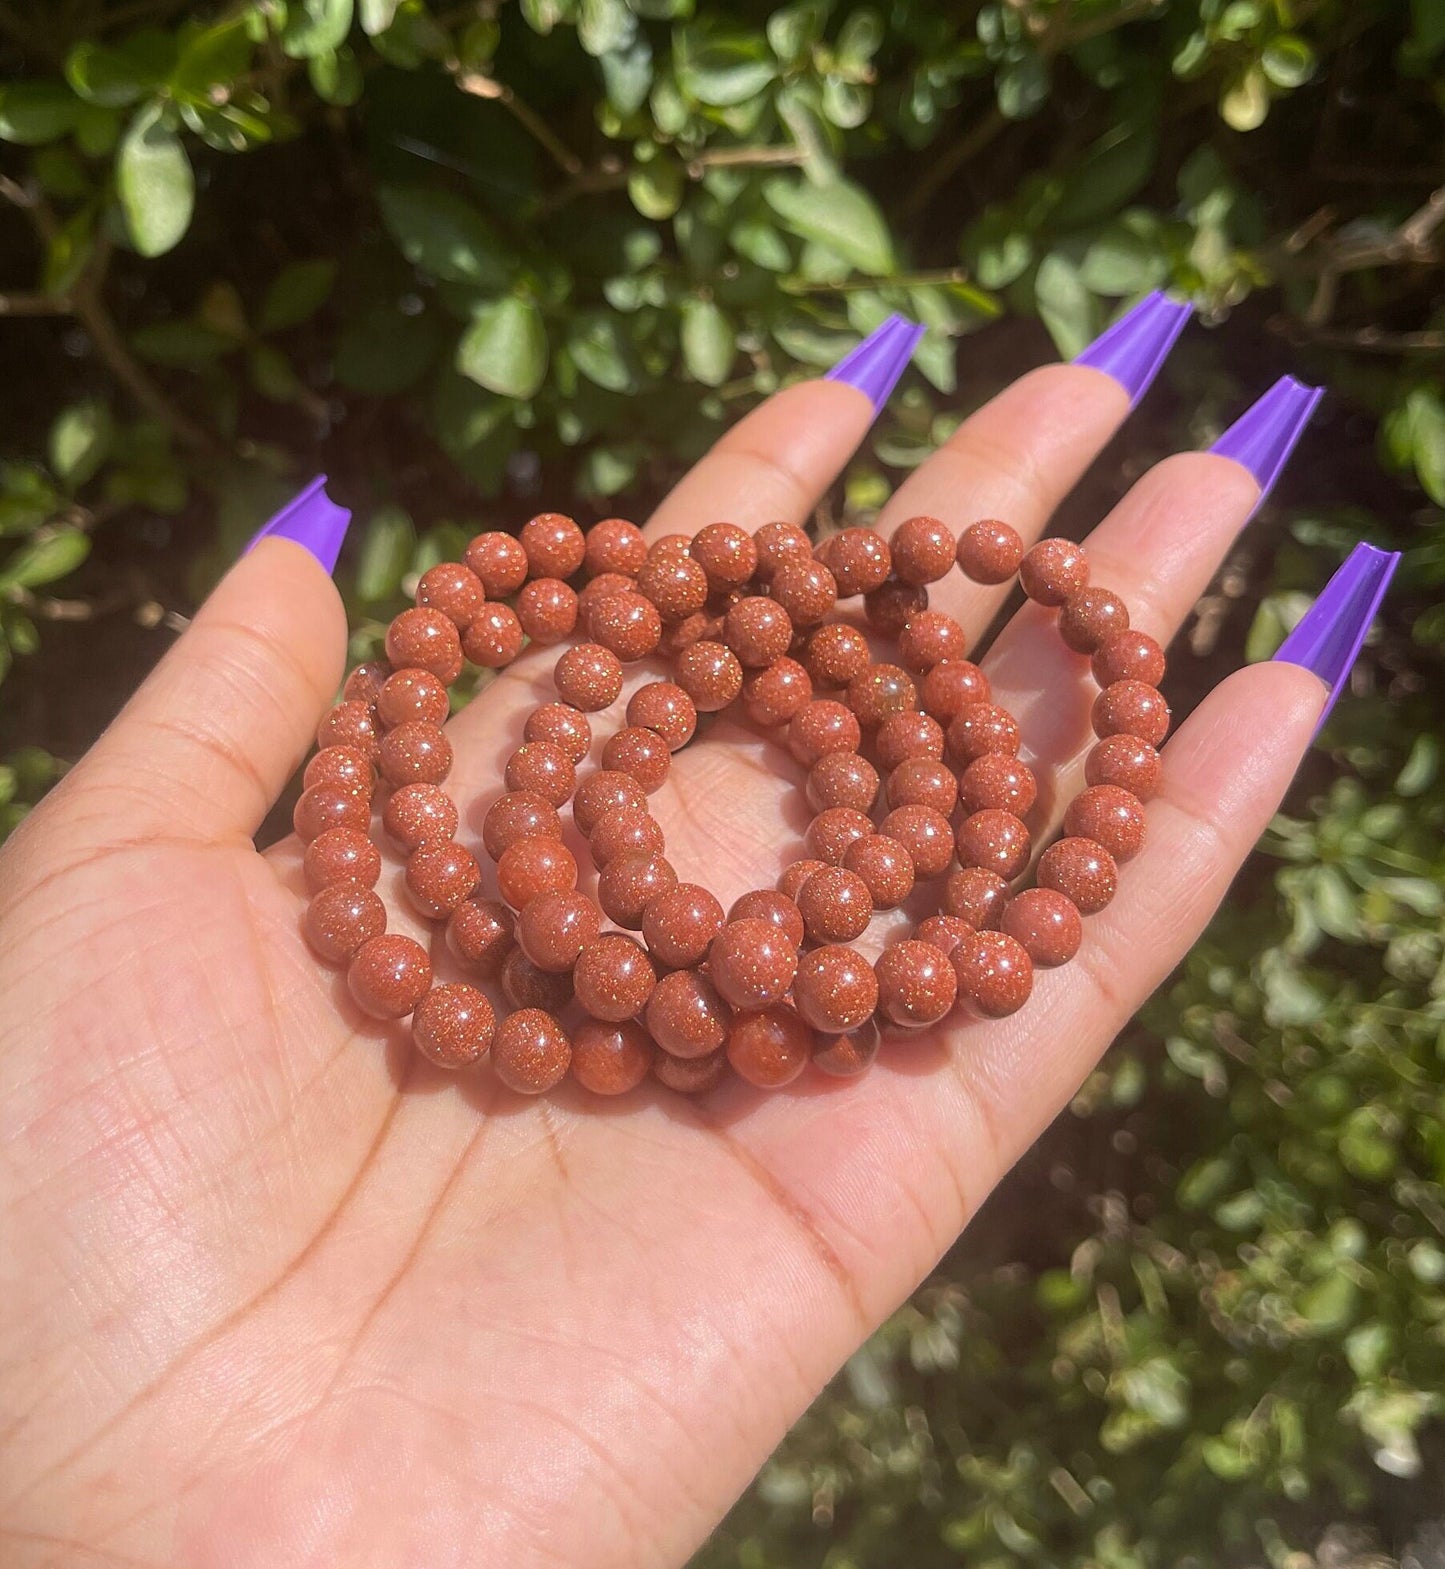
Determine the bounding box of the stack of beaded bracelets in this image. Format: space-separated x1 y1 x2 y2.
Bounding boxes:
295 510 1169 1097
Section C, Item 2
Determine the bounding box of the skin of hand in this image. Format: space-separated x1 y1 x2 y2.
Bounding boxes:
0 361 1326 1569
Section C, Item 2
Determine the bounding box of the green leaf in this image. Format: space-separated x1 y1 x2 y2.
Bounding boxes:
48 401 114 489
355 505 414 601
130 319 234 367
376 185 513 290
117 104 195 258
601 35 654 115
996 53 1049 120
1221 64 1270 131
1052 126 1158 230
1261 35 1315 89
259 259 338 333
767 1 828 64
170 16 253 98
579 0 636 56
1080 223 1169 295
836 9 883 68
1296 1273 1360 1333
674 23 778 106
628 155 685 219
730 216 792 270
65 40 169 108
0 529 90 591
680 298 735 386
0 82 81 145
456 296 548 400
309 45 364 106
762 174 895 275
1387 386 1445 505
281 0 355 59
1034 252 1095 358
359 0 401 34
247 343 308 403
567 311 637 392
334 301 440 394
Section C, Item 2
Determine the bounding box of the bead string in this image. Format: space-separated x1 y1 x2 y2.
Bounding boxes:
296 511 1169 1096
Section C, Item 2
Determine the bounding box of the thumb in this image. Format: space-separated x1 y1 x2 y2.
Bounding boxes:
64 477 352 846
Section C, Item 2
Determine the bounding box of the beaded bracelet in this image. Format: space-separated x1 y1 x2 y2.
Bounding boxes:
295 510 1169 1097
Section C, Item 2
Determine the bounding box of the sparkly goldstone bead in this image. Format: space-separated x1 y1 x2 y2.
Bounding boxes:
496 836 578 908
416 561 485 629
525 702 592 765
1019 539 1088 606
584 516 647 578
886 758 958 816
293 783 369 843
691 521 757 591
753 520 814 582
646 970 731 1059
1059 587 1130 656
793 945 879 1033
405 840 480 918
959 754 1037 818
742 656 813 726
1092 680 1170 747
803 624 871 689
598 852 677 929
481 790 560 860
771 560 838 627
636 553 708 621
898 611 967 673
653 1047 728 1095
572 769 646 835
517 889 602 972
999 888 1082 968
955 808 1031 881
577 572 634 620
648 532 693 559
676 640 743 712
956 519 1024 584
1037 836 1118 915
516 577 579 645
465 531 528 597
570 1018 654 1095
504 740 576 806
347 933 432 1019
920 659 991 724
344 661 389 707
413 983 495 1068
810 1018 881 1077
951 930 1033 1018
386 607 463 684
305 883 386 963
1092 628 1166 688
659 611 721 657
554 642 625 711
942 867 1009 929
915 913 979 959
723 595 793 667
377 668 450 729
875 940 958 1028
447 897 515 979
602 726 671 792
863 578 927 636
378 721 453 788
796 866 873 944
461 603 524 668
641 883 724 968
842 832 915 909
787 699 862 767
806 806 875 866
1085 734 1163 800
728 889 805 948
879 804 954 878
890 515 956 585
519 512 586 579
778 859 826 900
383 783 457 851
947 701 1021 765
491 1008 572 1095
726 1006 811 1089
573 933 656 1021
588 590 663 661
1064 784 1147 862
305 826 382 892
500 947 574 1013
847 662 918 728
590 807 666 868
876 712 946 771
626 681 697 750
318 700 379 761
304 744 374 797
710 919 799 1011
807 752 879 814
821 527 892 597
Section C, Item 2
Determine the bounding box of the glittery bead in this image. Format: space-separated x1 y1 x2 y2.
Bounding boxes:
377 668 450 729
378 720 452 788
863 578 927 636
951 930 1033 1017
947 701 1021 765
728 889 805 948
811 1018 880 1077
589 807 666 868
347 933 432 1019
806 806 875 866
413 983 495 1068
416 562 485 628
481 789 561 860
876 712 946 771
771 560 838 627
517 577 579 645
1085 734 1163 801
803 624 871 688
461 604 525 668
914 913 979 959
726 1005 811 1089
742 656 813 726
572 769 646 835
385 607 463 684
1037 836 1118 915
648 532 692 559
554 642 624 711
626 681 697 750
1019 539 1089 606
598 852 677 928
876 940 958 1027
293 783 369 842
690 521 757 590
956 519 1024 584
788 699 862 767
796 866 873 943
405 840 480 917
305 826 382 892
959 754 1037 817
641 882 724 968
504 740 576 806
571 1019 654 1095
447 897 514 978
305 744 375 796
465 531 528 597
898 611 967 673
879 804 954 878
807 752 879 814
793 945 879 1033
305 883 386 963
500 947 573 1013
1092 628 1165 688
1092 680 1170 747
955 809 1030 881
710 919 799 1010
636 553 708 621
517 889 602 971
920 659 991 724
343 661 389 706
1064 784 1146 862
753 520 814 582
491 1009 572 1095
942 867 1009 929
886 758 958 816
653 1047 727 1095
778 859 827 901
380 783 455 852
890 516 955 585
847 662 918 728
646 970 730 1058
1059 587 1130 655
676 640 743 712
584 516 647 577
497 836 578 908
525 702 592 764
577 572 635 620
588 590 663 661
657 612 721 660
573 933 656 1021
842 832 915 909
519 512 585 579
723 595 793 667
821 527 892 597
602 726 671 792
999 888 1082 967
318 700 380 760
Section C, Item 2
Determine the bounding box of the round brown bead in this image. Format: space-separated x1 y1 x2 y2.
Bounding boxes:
641 882 724 968
1093 680 1170 747
590 807 666 868
1064 783 1146 862
636 553 708 622
1092 628 1166 688
690 522 757 591
771 560 837 628
658 612 718 658
517 889 602 972
947 701 1021 765
876 712 945 771
886 758 957 816
726 1006 811 1089
525 702 592 765
942 867 1009 929
500 947 573 1013
806 806 875 867
676 640 743 712
806 752 879 814
588 590 662 661
491 1008 572 1095
793 945 879 1033
955 809 1030 881
915 913 978 959
653 1047 727 1095
959 755 1037 818
517 577 579 645
742 657 813 727
1038 836 1118 915
293 783 369 843
504 741 575 806
584 516 647 578
572 769 646 835
481 789 560 860
598 852 677 929
497 836 578 908
890 515 955 585
413 983 495 1068
465 531 528 597
573 933 656 1021
318 700 379 761
778 859 826 901
1019 539 1089 606
649 532 692 559
626 681 697 750
847 662 918 729
957 519 1024 585
385 607 463 684
576 572 635 620
803 624 871 688
863 578 927 636
1000 888 1082 968
753 520 814 582
602 726 671 792
646 970 730 1059
305 826 383 892
1085 734 1163 801
792 864 871 943
842 833 915 909
343 661 389 707
724 596 793 667
951 930 1033 1018
378 721 452 789
377 668 450 729
787 699 862 767
880 804 954 878
554 643 624 712
570 1019 654 1095
920 659 991 724
305 744 374 796
347 933 432 1019
405 840 480 918
462 603 525 668
382 783 457 852
811 1018 881 1077
822 528 892 597
1059 587 1130 656
898 611 967 673
519 512 585 579
876 940 958 1028
416 561 485 629
728 889 805 949
305 883 386 963
710 919 799 1010
447 897 514 979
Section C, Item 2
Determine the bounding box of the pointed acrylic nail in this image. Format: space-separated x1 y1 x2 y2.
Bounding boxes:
1073 290 1193 405
825 313 927 411
1212 375 1324 516
1274 542 1400 725
245 475 352 575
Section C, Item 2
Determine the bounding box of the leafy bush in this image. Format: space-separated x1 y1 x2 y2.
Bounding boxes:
0 0 1441 1562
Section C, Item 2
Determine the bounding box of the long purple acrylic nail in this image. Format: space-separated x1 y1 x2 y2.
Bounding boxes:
245 475 352 575
1274 542 1400 725
1212 375 1324 517
1073 291 1192 405
825 313 927 411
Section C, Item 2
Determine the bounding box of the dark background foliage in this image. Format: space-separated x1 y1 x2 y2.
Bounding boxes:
1 0 1442 1562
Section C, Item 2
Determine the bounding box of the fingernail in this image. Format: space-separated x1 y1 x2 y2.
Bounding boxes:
824 313 927 411
245 475 352 574
1274 542 1400 725
1073 291 1192 405
1211 375 1324 516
